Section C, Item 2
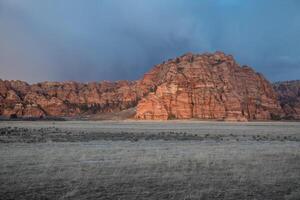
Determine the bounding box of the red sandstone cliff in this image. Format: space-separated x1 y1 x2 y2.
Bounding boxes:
0 52 285 120
135 52 282 121
0 80 140 118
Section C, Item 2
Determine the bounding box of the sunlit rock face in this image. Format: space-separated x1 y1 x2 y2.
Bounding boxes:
0 52 284 120
273 80 300 120
135 52 282 121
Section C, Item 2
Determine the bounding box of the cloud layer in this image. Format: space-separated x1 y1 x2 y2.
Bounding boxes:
0 0 299 82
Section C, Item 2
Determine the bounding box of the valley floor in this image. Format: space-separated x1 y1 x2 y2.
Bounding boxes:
0 121 300 200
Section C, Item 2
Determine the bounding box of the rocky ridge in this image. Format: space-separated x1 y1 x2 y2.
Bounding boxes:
136 52 282 120
0 80 141 118
0 52 287 121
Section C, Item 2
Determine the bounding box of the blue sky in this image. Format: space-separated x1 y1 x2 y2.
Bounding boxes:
0 0 299 82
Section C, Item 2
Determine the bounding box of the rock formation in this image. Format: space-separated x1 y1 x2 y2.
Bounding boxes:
136 52 282 121
0 52 286 121
0 79 140 118
273 80 300 120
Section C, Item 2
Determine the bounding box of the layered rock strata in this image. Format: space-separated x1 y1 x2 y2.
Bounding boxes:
0 52 284 121
136 52 282 121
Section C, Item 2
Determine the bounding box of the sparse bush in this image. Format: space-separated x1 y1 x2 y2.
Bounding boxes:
168 114 176 120
10 114 18 119
271 113 281 120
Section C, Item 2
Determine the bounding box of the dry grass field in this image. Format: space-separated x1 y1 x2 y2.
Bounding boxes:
0 121 300 200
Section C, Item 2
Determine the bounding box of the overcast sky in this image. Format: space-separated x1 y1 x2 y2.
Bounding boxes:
0 0 299 83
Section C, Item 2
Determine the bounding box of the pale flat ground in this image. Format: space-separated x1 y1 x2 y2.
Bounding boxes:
0 121 300 200
2 120 300 135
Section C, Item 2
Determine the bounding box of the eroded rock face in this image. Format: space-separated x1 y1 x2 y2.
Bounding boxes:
0 79 140 118
135 52 282 121
0 52 285 120
273 80 300 120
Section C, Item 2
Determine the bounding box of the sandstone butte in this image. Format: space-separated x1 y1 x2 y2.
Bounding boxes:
0 51 295 121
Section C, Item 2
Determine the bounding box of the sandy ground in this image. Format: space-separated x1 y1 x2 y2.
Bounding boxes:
0 121 300 200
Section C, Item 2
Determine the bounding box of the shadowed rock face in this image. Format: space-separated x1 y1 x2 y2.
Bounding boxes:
273 80 300 120
0 52 284 120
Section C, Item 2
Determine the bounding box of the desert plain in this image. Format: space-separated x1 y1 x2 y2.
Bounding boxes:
0 121 299 200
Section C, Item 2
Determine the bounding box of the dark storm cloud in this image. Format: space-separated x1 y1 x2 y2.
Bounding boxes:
0 0 299 83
